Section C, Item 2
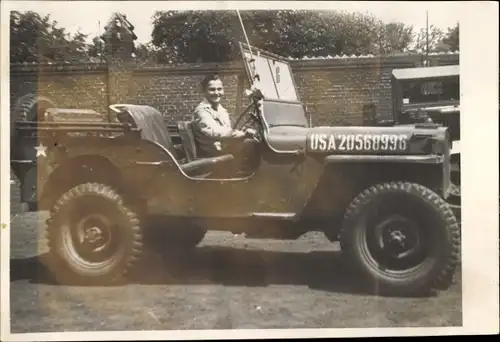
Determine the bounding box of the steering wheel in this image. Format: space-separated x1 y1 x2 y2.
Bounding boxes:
232 92 263 142
233 103 258 129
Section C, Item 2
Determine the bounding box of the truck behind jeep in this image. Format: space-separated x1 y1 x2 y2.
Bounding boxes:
390 65 461 208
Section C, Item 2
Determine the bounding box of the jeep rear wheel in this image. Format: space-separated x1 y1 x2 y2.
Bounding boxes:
45 183 143 285
339 181 460 296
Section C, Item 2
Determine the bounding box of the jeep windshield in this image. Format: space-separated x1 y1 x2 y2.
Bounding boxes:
239 42 309 128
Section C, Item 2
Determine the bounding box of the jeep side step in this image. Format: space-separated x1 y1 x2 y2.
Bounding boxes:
250 212 298 221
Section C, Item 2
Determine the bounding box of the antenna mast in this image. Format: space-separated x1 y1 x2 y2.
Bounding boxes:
425 10 429 67
236 10 253 61
236 10 259 84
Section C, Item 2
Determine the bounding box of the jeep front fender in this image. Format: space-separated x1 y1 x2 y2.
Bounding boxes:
322 153 450 200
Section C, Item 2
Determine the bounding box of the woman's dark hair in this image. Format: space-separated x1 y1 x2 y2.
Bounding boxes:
200 73 222 90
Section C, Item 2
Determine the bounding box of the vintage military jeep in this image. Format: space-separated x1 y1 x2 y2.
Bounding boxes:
390 65 461 208
10 43 460 296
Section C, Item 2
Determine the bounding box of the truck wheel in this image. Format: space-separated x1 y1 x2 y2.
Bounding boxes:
13 93 56 120
339 181 460 296
448 157 461 207
45 183 143 285
11 94 56 157
11 94 55 135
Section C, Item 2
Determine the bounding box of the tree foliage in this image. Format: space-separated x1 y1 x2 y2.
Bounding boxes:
87 36 106 61
10 9 459 65
10 10 95 63
442 23 459 51
412 25 445 53
150 10 418 63
376 22 415 55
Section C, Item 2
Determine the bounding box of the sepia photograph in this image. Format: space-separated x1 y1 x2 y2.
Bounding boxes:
1 1 498 340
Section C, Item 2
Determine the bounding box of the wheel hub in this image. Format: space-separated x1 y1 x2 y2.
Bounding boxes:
84 226 104 244
375 215 421 260
389 229 405 244
76 214 113 254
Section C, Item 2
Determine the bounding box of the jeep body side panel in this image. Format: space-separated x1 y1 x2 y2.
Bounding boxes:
67 139 325 218
142 146 325 219
296 125 451 219
15 124 326 218
261 120 448 155
14 134 157 210
299 155 449 222
305 125 448 155
11 120 139 207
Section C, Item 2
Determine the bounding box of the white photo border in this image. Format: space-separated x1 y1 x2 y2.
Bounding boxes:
1 1 498 340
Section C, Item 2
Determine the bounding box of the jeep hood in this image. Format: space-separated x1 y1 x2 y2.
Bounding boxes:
266 125 448 155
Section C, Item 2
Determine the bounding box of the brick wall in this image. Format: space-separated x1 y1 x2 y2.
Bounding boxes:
131 64 242 120
289 54 459 125
291 59 395 125
10 64 110 115
10 52 459 124
8 52 459 214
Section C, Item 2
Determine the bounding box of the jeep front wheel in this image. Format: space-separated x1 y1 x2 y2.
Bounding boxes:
339 181 460 296
45 183 144 285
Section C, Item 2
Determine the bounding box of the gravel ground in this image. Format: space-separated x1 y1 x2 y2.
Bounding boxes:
9 212 462 333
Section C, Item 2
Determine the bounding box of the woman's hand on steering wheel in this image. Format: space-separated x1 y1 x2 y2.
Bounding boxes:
231 86 264 144
233 104 260 133
244 127 261 143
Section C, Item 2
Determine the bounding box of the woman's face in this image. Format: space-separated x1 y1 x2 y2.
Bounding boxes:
204 79 224 105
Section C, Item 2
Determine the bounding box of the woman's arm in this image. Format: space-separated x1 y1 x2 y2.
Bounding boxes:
194 108 245 140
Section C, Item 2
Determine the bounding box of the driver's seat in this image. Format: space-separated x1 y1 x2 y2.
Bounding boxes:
114 104 234 176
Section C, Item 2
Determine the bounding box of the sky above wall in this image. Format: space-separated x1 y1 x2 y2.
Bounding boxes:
9 1 463 44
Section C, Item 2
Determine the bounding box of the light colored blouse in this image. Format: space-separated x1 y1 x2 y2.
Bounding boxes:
193 99 237 156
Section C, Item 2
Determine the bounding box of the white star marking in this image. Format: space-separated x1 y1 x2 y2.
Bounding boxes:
35 143 47 158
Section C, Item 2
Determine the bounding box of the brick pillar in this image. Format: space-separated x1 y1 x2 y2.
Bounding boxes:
101 13 137 106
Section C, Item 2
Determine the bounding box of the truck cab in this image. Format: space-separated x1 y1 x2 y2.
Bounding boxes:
390 65 460 146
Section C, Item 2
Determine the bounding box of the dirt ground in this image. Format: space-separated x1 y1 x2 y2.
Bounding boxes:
9 212 462 333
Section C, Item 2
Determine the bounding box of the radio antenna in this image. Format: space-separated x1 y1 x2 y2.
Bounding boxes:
236 10 253 60
425 10 429 67
236 9 259 82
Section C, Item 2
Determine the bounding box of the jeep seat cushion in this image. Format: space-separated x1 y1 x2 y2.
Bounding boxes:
116 104 177 155
176 121 198 161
